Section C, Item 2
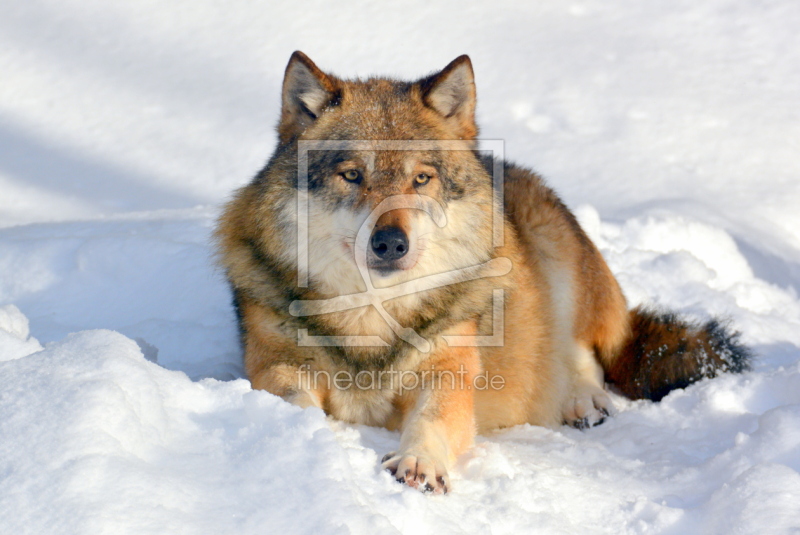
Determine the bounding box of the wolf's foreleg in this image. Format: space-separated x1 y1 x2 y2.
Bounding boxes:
381 324 480 494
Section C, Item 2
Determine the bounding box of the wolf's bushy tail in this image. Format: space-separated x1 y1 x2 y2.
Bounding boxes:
604 306 753 401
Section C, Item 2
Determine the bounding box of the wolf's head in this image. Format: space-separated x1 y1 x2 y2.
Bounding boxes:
264 52 498 299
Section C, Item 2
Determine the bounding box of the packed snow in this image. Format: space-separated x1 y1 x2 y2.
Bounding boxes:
1 0 799 533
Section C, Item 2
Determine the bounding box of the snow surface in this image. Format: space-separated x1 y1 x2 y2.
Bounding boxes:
2 0 800 533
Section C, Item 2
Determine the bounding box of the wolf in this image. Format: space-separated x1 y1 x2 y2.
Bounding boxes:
215 51 751 494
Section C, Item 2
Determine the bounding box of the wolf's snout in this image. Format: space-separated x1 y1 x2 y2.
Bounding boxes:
371 227 409 260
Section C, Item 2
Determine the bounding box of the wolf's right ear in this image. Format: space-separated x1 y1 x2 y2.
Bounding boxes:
278 51 340 142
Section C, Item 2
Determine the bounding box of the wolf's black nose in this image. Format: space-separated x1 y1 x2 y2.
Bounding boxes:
371 227 409 260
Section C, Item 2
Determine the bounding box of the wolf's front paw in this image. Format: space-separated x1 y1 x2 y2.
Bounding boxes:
381 452 449 494
563 381 616 430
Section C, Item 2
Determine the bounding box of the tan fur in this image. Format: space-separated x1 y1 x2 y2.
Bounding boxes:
215 52 747 494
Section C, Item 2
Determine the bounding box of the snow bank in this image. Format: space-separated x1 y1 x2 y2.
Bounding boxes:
0 308 798 534
0 304 43 361
579 207 800 353
0 209 241 380
1 207 799 535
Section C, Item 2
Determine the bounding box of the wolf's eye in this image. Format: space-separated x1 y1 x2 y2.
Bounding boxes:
414 173 431 186
341 169 362 183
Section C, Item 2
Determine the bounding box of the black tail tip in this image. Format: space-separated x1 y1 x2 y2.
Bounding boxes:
607 307 754 401
701 317 753 375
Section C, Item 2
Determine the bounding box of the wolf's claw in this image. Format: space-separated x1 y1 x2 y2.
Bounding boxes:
381 453 449 495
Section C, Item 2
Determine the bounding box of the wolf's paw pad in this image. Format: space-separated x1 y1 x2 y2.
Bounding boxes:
563 384 615 430
381 452 449 495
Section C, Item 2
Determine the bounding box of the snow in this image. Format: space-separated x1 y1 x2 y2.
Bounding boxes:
1 0 799 533
0 305 43 362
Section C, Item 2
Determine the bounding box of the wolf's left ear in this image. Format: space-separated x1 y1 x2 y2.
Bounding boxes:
420 55 477 139
278 51 340 142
